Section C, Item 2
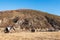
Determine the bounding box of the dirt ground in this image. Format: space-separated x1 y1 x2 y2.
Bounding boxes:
0 32 60 40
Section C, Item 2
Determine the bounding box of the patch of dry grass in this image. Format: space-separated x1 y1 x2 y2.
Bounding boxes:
0 32 60 40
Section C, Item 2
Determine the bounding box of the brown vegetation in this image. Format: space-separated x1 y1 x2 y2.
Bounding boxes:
0 9 60 40
0 9 60 32
0 32 60 40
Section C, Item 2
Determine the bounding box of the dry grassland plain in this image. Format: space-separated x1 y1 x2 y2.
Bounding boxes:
0 32 60 40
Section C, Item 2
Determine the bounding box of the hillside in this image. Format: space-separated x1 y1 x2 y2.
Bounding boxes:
0 9 60 32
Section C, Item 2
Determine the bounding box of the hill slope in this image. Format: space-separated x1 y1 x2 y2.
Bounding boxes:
0 9 60 32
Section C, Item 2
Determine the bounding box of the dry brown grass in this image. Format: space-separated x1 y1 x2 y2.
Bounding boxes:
0 9 60 40
0 32 60 40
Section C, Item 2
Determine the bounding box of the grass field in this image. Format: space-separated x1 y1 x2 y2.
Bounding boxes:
0 32 60 40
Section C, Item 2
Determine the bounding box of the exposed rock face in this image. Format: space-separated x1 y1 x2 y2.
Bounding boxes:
0 9 60 32
45 16 60 31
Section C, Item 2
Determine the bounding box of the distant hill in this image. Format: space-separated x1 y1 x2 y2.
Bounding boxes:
0 9 60 32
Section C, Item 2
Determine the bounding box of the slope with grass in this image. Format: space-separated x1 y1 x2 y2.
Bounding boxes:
0 9 60 32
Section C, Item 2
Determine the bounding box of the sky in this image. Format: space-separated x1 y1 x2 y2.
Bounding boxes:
0 0 60 16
